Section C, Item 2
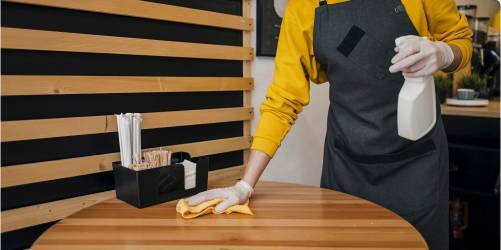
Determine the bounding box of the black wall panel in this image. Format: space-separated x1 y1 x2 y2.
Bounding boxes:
1 1 246 248
1 50 243 76
2 2 242 46
2 92 242 120
196 150 244 171
1 221 58 250
145 0 242 16
2 121 243 166
2 172 116 211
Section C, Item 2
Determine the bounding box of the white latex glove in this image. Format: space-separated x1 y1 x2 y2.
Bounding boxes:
389 35 454 77
187 180 253 213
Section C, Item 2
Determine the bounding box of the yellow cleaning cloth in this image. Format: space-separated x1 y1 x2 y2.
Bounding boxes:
176 198 253 219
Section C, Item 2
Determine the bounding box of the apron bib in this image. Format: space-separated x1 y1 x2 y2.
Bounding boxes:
313 0 449 249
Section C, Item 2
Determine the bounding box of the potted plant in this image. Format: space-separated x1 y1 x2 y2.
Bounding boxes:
434 74 452 104
458 73 489 98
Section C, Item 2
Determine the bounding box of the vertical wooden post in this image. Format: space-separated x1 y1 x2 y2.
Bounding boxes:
243 0 253 174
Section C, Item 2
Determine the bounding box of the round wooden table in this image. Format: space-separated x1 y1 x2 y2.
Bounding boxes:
33 181 428 249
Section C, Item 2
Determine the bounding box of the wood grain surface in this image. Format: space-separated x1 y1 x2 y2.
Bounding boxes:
2 107 253 142
32 182 428 249
1 76 253 96
2 27 254 61
441 99 500 118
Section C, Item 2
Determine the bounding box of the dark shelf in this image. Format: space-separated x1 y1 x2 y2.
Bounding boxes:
450 186 499 198
448 142 500 153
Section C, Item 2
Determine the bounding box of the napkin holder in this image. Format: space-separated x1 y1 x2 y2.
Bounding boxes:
112 152 208 208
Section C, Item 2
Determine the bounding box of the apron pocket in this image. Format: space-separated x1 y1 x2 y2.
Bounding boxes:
335 139 436 165
336 25 394 80
333 139 439 219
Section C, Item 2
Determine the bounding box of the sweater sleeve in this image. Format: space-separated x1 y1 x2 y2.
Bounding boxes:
423 0 473 71
251 1 326 157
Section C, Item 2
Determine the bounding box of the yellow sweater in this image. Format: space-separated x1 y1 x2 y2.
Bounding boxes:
251 0 473 157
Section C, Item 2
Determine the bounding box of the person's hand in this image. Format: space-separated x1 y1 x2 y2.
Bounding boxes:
187 180 253 213
389 35 454 77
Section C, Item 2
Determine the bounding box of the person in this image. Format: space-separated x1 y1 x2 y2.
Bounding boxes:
188 0 472 249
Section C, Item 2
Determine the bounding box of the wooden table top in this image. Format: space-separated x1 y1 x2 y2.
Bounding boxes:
32 181 428 250
441 99 500 118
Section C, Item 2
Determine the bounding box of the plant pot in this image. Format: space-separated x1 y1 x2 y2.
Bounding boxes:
447 84 454 98
479 87 492 99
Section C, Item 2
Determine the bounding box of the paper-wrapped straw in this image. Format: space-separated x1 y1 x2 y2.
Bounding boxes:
132 113 142 165
116 114 173 170
116 114 125 165
116 113 134 168
122 115 132 168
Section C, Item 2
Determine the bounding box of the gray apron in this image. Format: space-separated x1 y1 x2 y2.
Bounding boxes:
314 0 449 249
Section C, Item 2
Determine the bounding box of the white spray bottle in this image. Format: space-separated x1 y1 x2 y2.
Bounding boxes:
395 35 436 141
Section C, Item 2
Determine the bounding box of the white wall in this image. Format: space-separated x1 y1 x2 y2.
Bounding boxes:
250 0 330 187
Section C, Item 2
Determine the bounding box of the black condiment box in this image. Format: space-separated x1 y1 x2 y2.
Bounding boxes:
112 152 208 208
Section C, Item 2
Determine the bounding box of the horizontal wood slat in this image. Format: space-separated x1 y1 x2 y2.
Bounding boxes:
1 190 116 233
206 164 245 186
1 165 244 233
1 107 253 142
1 137 252 188
3 0 253 31
2 28 254 61
1 76 253 96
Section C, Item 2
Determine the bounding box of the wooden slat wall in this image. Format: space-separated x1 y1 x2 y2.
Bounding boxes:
2 166 246 233
0 1 253 249
2 136 252 188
